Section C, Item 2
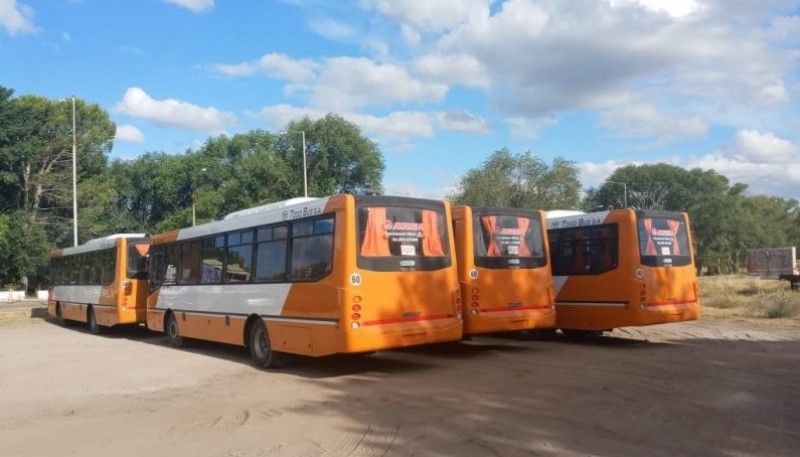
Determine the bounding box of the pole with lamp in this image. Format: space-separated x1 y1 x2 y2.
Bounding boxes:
301 130 307 198
192 168 207 227
280 130 308 198
70 97 78 247
606 180 628 208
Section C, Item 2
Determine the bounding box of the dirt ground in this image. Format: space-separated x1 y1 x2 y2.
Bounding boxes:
1 316 798 457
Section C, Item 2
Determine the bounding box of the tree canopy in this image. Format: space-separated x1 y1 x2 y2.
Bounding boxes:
450 149 581 210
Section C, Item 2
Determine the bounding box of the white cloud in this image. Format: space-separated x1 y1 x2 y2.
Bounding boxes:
253 104 435 142
425 0 795 126
436 110 492 134
506 116 559 140
308 17 357 41
577 160 639 188
683 136 800 195
115 125 145 143
0 0 37 35
349 111 434 139
609 0 702 19
718 129 798 164
600 104 708 144
361 0 490 34
161 0 213 13
212 53 318 82
114 87 236 134
413 53 490 88
311 57 448 111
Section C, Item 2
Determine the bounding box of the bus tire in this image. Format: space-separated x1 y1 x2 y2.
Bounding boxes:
248 320 281 369
165 312 185 348
55 302 72 327
87 306 103 335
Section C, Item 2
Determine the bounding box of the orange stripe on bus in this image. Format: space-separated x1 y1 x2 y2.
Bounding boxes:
362 313 454 326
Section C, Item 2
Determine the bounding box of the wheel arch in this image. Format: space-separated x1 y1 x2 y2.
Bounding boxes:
243 314 263 348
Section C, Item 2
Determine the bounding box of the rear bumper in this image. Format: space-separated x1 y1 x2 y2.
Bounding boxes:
341 318 463 353
464 308 556 335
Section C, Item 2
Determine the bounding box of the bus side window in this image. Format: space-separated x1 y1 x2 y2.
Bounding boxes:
289 216 334 280
254 225 288 282
149 245 165 290
200 236 225 284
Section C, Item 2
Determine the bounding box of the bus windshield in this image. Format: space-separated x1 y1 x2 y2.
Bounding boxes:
474 214 546 269
357 204 450 272
637 215 691 267
127 242 150 279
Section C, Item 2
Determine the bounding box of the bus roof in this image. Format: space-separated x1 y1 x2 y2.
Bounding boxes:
54 233 148 257
223 197 319 220
85 233 148 244
545 210 586 219
152 196 334 244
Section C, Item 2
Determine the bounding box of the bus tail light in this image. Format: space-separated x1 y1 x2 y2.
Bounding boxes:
351 313 361 320
639 282 647 308
351 322 360 329
352 304 361 312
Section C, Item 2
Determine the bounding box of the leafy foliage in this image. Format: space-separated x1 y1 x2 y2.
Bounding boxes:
0 212 50 286
450 149 581 210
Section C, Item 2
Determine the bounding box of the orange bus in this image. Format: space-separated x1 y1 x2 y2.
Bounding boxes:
146 195 463 368
546 209 700 336
48 234 150 333
452 206 556 335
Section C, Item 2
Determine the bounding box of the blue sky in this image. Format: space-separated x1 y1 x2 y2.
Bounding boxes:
2 0 799 200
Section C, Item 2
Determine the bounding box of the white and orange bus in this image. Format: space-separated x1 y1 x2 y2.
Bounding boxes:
546 209 700 336
146 195 463 368
48 234 150 333
452 206 555 335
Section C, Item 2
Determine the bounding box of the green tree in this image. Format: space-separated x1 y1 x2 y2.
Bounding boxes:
0 89 115 246
450 149 581 209
278 115 385 197
0 211 51 286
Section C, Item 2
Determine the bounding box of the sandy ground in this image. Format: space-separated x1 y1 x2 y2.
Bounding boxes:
0 316 798 457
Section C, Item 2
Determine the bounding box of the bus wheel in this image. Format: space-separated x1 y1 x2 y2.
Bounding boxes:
165 313 184 348
55 303 72 327
87 307 103 335
248 321 281 369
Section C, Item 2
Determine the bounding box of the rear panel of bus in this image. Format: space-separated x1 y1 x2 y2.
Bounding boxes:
453 206 555 335
48 237 149 326
549 210 699 331
341 196 463 352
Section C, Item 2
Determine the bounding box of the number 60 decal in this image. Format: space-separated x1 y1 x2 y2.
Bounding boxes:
350 273 362 286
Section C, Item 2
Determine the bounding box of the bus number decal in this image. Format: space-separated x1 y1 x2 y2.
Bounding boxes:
635 268 644 279
350 273 362 286
469 269 479 280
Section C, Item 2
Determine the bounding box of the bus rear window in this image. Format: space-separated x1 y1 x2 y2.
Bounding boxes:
475 215 547 269
357 205 451 272
637 216 691 267
127 242 150 279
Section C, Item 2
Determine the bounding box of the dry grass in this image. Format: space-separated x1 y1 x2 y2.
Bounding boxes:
699 275 800 320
